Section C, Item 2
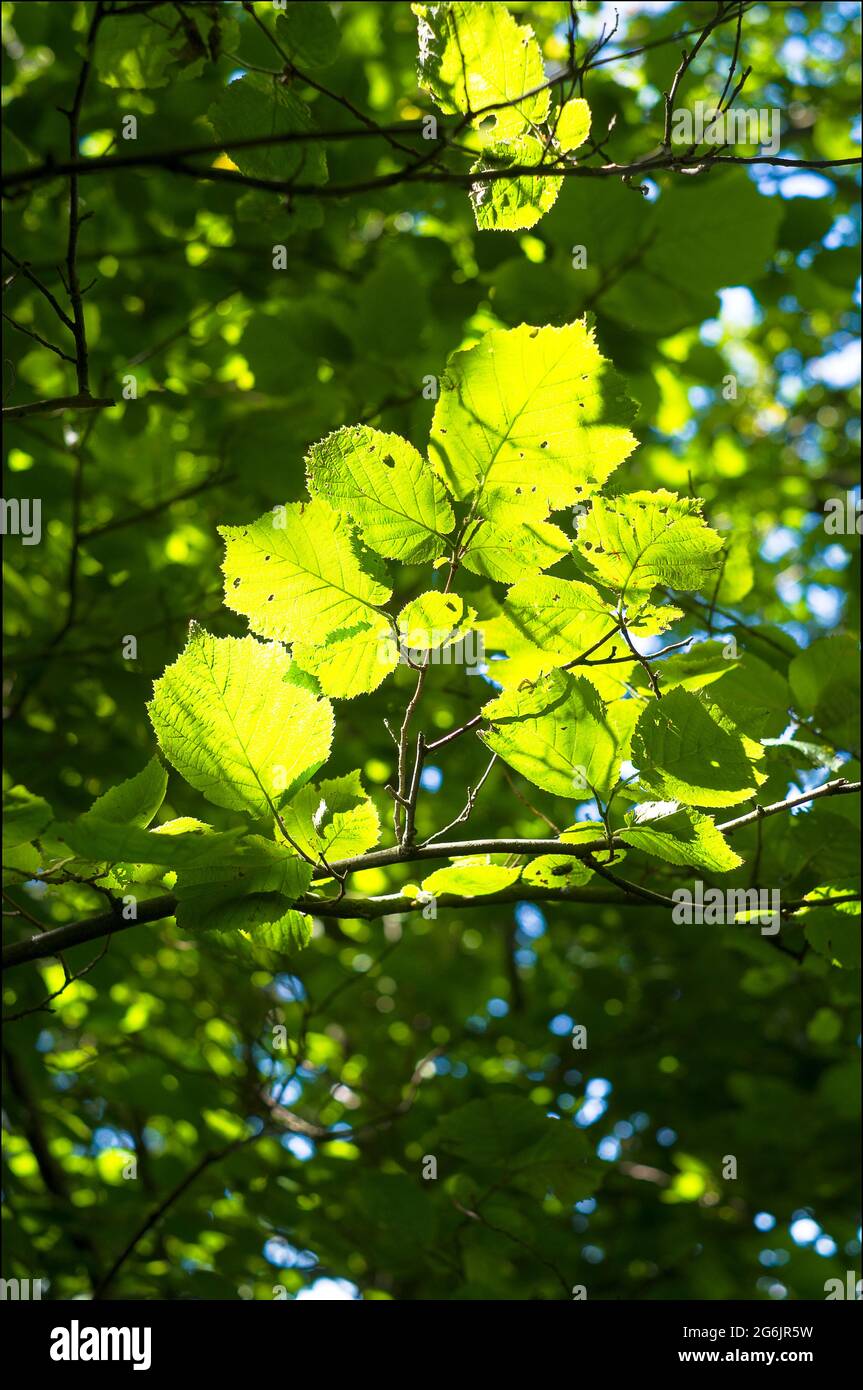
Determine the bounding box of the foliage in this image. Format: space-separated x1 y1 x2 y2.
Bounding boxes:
2 1 861 1303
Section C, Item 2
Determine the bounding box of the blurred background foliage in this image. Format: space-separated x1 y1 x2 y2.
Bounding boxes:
2 1 861 1300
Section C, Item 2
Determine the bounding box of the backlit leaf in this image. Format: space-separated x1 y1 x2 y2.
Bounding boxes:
306 426 454 564
148 626 333 818
429 321 638 523
632 688 763 808
220 498 391 646
413 2 549 139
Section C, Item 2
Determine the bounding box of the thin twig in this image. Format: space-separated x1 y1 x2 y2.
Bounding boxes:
421 754 498 846
1 313 77 363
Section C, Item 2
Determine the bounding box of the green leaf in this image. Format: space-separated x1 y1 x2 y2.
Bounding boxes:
555 98 591 152
207 73 327 184
233 909 313 954
713 529 754 605
761 738 847 774
174 835 313 938
650 644 791 741
110 818 216 889
632 688 762 808
501 576 615 663
618 803 743 872
806 906 856 973
398 591 465 649
470 136 562 232
436 1095 600 1202
65 761 171 878
3 842 41 884
413 2 550 139
512 1124 603 1204
460 517 570 582
602 174 785 334
236 188 323 235
93 14 188 89
789 635 860 751
521 855 593 889
292 620 397 699
487 584 677 669
188 836 313 904
352 1175 438 1258
306 426 454 563
434 1094 559 1164
421 857 522 896
148 626 333 818
276 1 340 68
53 818 249 868
220 497 391 645
480 670 624 799
777 806 861 887
3 785 52 851
429 321 638 523
89 757 167 829
277 770 381 862
801 893 861 970
576 490 725 598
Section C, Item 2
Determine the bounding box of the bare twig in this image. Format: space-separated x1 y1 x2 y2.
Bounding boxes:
62 0 106 396
1 313 77 363
617 616 662 698
1 248 75 329
421 754 498 846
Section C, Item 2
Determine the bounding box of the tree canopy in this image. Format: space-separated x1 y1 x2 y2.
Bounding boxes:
2 0 861 1305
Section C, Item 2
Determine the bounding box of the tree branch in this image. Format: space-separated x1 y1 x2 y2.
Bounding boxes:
1 393 115 420
4 778 859 972
31 150 863 202
63 0 105 396
2 124 433 191
716 778 861 834
1 247 75 329
94 1133 253 1299
1 312 77 363
5 137 857 200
